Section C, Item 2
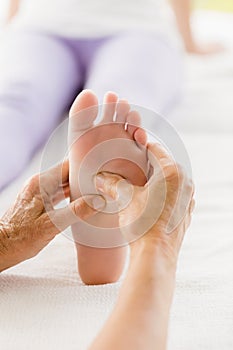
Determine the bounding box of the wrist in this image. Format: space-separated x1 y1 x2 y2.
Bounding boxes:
126 239 176 306
130 239 177 277
130 230 178 276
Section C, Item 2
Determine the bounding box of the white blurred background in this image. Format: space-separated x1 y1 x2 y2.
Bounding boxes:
0 0 7 23
1 0 233 132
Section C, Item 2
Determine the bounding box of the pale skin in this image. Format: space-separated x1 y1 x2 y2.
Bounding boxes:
0 161 105 272
6 0 19 22
3 0 208 285
89 142 194 350
0 85 193 286
6 0 223 55
0 142 194 350
68 90 148 285
68 89 192 286
4 0 222 285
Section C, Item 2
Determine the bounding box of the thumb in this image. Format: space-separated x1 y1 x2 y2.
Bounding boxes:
95 172 131 200
44 195 106 235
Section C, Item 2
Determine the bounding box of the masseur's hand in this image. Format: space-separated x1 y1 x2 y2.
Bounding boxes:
0 161 105 272
90 143 194 350
96 142 195 268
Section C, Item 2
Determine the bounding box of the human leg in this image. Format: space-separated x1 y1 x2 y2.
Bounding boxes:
0 29 82 190
85 32 183 115
68 89 148 284
73 33 182 284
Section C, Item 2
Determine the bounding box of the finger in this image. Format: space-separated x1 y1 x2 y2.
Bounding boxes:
52 184 70 205
189 198 195 213
147 142 172 167
43 195 106 235
175 212 191 251
39 160 69 197
45 160 69 185
146 143 176 187
166 173 193 234
95 172 131 200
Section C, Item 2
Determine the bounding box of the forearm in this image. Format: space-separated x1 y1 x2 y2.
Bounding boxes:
0 221 29 272
89 238 176 350
170 0 223 54
7 0 20 22
169 0 195 49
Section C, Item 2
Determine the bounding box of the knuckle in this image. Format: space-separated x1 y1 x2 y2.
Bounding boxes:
71 199 88 219
24 174 40 193
163 163 180 181
39 214 57 237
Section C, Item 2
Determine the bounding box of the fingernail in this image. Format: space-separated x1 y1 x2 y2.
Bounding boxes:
95 174 105 191
91 196 105 210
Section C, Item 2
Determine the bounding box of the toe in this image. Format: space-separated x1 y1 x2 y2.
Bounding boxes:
134 128 147 146
126 110 141 136
101 91 118 123
69 89 99 132
127 110 147 146
115 99 130 124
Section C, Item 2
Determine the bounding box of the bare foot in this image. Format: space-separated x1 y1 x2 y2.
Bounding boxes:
68 89 149 284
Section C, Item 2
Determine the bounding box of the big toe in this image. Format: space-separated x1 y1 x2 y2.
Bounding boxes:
69 89 99 132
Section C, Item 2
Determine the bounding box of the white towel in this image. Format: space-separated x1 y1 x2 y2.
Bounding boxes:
1 133 233 350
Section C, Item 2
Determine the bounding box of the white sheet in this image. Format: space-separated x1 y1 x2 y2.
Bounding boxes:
0 11 233 350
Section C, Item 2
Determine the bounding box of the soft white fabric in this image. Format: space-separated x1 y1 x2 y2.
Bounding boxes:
10 0 177 41
0 11 233 350
1 136 233 350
